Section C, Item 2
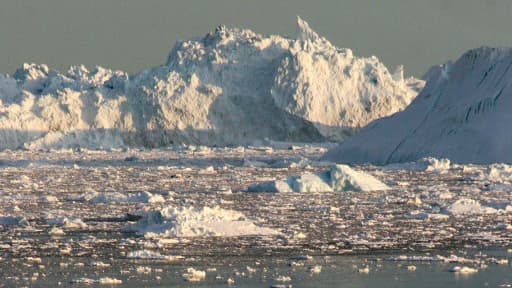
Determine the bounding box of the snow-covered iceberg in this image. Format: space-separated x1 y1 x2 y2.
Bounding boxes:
124 206 280 238
322 47 512 165
248 164 389 193
0 17 421 150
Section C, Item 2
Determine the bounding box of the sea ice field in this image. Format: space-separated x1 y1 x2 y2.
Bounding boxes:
0 144 511 287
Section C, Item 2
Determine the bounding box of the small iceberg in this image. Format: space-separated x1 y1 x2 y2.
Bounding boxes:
383 157 451 172
124 206 280 238
248 164 389 193
443 198 504 215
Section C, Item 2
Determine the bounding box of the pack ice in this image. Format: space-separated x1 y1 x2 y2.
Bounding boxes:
323 47 512 164
248 164 389 192
0 17 421 150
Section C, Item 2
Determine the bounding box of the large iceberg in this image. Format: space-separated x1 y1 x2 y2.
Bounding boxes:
0 18 421 150
323 47 512 164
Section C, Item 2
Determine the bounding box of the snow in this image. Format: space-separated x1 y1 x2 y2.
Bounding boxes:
322 47 512 165
124 206 280 238
248 164 389 193
0 18 421 150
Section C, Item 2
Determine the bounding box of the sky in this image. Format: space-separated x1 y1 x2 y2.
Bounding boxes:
1 0 511 77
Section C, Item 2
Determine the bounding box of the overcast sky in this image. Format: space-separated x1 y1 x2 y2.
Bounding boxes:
1 0 511 76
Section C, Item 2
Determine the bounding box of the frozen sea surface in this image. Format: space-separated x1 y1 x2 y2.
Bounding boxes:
0 144 510 286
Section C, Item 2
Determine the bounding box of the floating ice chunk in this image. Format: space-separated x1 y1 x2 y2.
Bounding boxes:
126 250 184 261
488 184 512 191
71 191 165 203
71 277 122 285
47 217 88 229
274 275 292 282
388 255 445 262
49 227 65 236
39 195 59 203
384 157 451 172
289 255 313 261
247 180 293 193
487 164 512 182
136 266 152 274
329 165 389 192
449 266 478 274
496 223 512 230
248 165 388 193
71 278 96 284
406 211 449 220
288 172 333 193
98 277 123 285
182 268 206 282
124 206 280 238
309 265 322 274
444 199 499 215
358 266 370 273
0 216 29 226
243 159 269 168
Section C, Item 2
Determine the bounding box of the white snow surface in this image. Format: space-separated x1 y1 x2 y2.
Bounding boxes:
124 206 280 238
0 18 421 150
322 47 512 164
248 164 389 193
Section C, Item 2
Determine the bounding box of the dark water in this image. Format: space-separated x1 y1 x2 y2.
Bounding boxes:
1 249 510 287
